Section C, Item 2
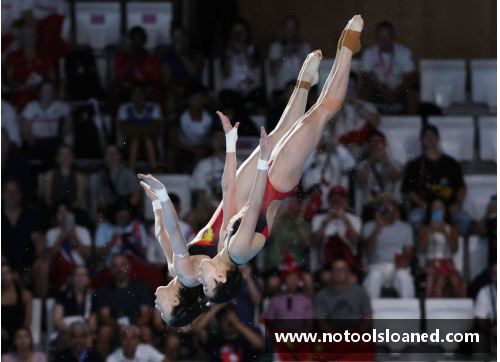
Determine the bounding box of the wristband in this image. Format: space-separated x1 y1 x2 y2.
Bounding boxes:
173 251 189 259
225 127 238 153
257 159 269 171
154 187 169 202
152 200 162 211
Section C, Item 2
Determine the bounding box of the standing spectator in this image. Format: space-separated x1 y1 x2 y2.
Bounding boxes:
474 263 496 356
2 179 48 298
46 201 92 291
1 129 33 197
106 326 167 362
95 255 152 358
166 84 215 173
362 193 415 298
418 198 466 298
360 21 418 114
20 81 71 164
357 130 400 221
95 145 142 211
117 84 162 171
1 264 32 353
269 15 312 91
44 145 85 209
193 304 263 362
1 100 21 147
311 186 361 275
5 24 56 110
314 259 372 333
234 265 263 328
402 124 472 236
1 328 45 362
53 322 102 362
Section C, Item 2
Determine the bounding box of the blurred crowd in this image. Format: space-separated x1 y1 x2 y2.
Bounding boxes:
1 2 497 362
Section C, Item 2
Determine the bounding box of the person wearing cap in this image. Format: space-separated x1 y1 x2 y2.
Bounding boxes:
362 193 415 298
402 124 471 236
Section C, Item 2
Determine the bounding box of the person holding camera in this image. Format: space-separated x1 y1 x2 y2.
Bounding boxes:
362 193 415 298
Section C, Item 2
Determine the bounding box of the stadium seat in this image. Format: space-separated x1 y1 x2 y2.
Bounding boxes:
143 174 191 221
425 299 474 353
31 298 43 346
75 2 121 50
468 235 489 281
420 59 466 108
462 175 497 221
371 298 421 352
378 116 422 166
478 116 497 162
126 2 173 49
470 59 497 111
427 116 475 161
452 236 465 276
45 298 56 352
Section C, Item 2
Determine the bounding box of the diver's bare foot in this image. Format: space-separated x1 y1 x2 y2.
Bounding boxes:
298 50 322 86
346 14 364 33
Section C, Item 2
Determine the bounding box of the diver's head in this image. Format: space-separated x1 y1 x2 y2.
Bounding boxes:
198 258 243 303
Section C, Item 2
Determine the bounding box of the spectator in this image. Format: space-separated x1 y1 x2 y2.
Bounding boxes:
114 27 160 102
1 100 21 147
96 255 152 358
475 195 497 267
330 72 380 158
1 327 45 362
234 265 263 327
166 84 215 173
269 14 312 91
267 80 296 132
1 264 32 353
360 21 418 114
151 308 180 362
95 145 142 212
193 304 263 362
44 145 85 209
106 326 167 362
402 124 472 236
357 130 400 221
117 84 162 171
314 259 371 333
46 201 92 291
53 266 97 347
20 81 72 165
219 18 266 114
53 322 102 362
5 24 56 110
362 193 415 298
95 200 148 269
161 24 204 111
311 186 361 275
1 128 33 197
474 262 496 356
418 198 466 298
2 179 48 298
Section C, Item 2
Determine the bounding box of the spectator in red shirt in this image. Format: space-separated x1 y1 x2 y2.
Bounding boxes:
5 24 56 110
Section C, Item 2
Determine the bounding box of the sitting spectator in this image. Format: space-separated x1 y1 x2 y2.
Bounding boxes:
106 326 166 362
20 81 71 165
402 124 472 236
53 266 97 347
46 201 92 291
219 18 266 114
53 322 102 362
269 14 312 92
44 145 85 209
167 84 215 173
95 200 148 269
96 255 152 358
161 24 204 111
114 27 160 103
151 288 181 362
418 198 466 298
474 262 496 356
1 264 32 353
357 130 400 221
311 186 361 275
1 327 45 362
2 179 47 298
1 100 21 147
96 145 142 212
362 193 415 298
1 128 33 197
117 84 162 171
5 24 56 110
314 259 371 333
234 265 263 328
329 73 380 158
360 21 418 114
193 304 263 362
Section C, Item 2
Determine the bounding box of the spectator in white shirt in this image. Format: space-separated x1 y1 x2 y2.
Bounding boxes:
1 100 21 147
106 326 168 362
269 15 312 91
474 263 496 355
360 21 418 114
